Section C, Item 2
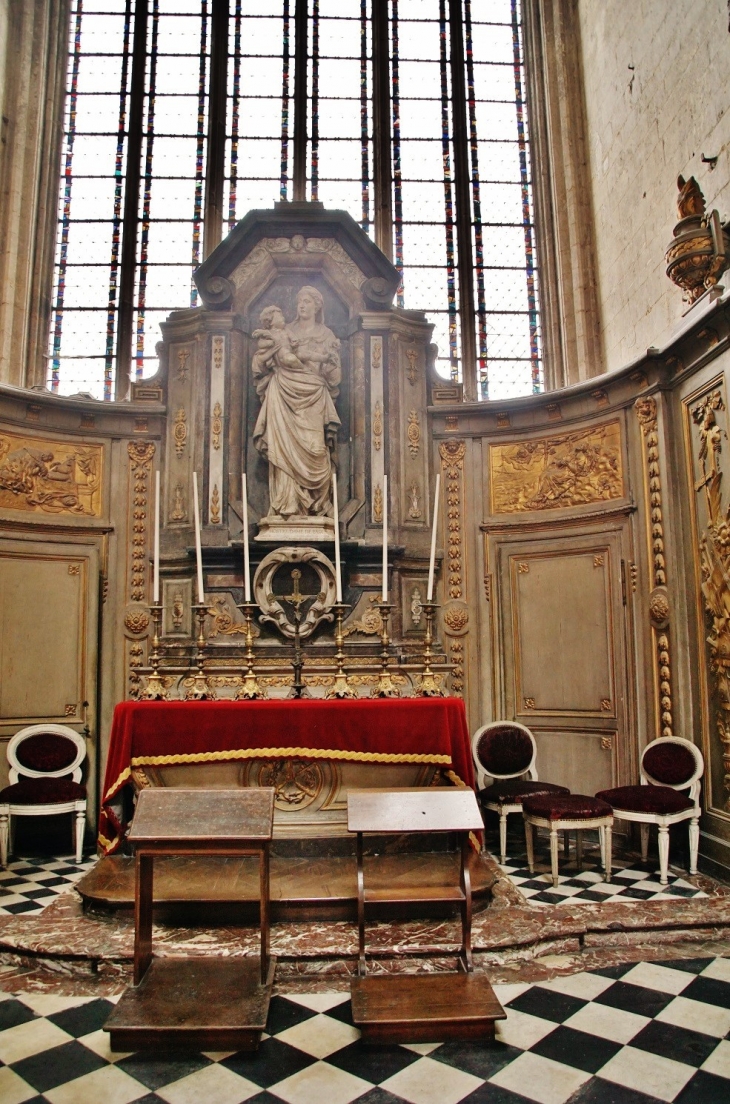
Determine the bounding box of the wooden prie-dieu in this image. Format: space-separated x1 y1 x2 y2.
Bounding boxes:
348 788 506 1044
104 787 275 1052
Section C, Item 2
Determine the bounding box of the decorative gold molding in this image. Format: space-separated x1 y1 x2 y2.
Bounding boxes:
371 337 382 371
407 410 421 457
128 441 155 605
372 400 383 451
373 483 383 523
210 483 221 525
173 408 188 458
0 430 103 517
439 440 467 696
635 396 673 739
124 609 150 636
211 401 223 450
206 595 246 637
489 421 623 514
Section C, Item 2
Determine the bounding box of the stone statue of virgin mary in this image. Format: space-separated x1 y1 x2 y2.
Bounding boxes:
252 285 341 541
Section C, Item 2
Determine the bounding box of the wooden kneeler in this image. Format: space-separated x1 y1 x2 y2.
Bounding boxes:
104 788 275 1052
348 788 505 1044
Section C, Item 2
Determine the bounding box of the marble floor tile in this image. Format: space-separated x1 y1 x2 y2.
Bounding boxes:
597 1044 696 1102
701 1039 730 1080
655 994 730 1038
270 1059 373 1104
379 1054 483 1104
488 1049 591 1104
156 1062 261 1104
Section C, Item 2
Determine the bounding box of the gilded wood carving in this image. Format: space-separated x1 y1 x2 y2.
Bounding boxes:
0 430 102 516
688 388 730 809
635 396 673 740
489 422 623 514
439 439 467 695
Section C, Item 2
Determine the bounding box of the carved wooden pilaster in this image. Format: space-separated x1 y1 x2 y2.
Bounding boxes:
635 397 673 739
126 440 155 695
439 440 468 696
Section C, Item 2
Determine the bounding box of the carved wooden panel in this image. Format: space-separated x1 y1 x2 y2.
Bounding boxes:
683 377 730 813
511 549 615 715
0 429 103 516
532 728 615 795
489 421 623 514
0 546 95 725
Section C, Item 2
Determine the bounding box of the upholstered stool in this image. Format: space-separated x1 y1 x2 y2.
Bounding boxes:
522 793 614 889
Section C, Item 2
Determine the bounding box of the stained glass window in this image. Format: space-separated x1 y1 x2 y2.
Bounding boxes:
49 0 541 401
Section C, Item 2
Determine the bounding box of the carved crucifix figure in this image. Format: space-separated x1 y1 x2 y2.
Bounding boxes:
281 567 319 698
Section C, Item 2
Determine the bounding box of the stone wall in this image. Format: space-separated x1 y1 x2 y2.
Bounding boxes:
578 0 730 372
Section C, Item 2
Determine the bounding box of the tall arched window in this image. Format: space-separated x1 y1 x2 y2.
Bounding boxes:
50 0 540 402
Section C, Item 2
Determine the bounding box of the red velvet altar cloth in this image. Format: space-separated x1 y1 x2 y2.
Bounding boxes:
98 698 476 854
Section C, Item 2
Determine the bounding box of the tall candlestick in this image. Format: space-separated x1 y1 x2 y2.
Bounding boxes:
427 473 441 601
192 472 204 603
153 469 160 604
332 472 342 602
241 473 251 601
382 474 388 602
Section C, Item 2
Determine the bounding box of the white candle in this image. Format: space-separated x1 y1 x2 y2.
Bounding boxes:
427 473 441 601
153 469 160 604
192 472 204 604
382 474 388 602
332 472 342 602
241 473 251 602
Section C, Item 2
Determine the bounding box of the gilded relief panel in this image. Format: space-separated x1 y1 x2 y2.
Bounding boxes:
0 430 102 516
684 378 730 813
511 549 615 715
489 421 623 514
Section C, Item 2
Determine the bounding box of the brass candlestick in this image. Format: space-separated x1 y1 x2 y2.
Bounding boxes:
139 603 170 700
235 601 266 699
184 602 216 700
371 601 400 698
326 603 356 699
417 600 445 696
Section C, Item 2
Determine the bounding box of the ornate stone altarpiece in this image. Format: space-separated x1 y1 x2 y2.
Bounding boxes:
130 203 450 698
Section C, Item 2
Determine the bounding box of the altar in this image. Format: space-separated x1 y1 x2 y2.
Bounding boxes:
99 698 476 854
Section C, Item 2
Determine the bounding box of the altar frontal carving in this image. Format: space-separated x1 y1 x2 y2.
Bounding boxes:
489 422 623 514
0 430 102 516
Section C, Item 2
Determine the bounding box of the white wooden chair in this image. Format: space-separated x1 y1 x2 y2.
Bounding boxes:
472 721 569 864
0 724 87 865
597 737 703 885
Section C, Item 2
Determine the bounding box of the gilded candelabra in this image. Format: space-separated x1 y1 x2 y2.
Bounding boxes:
184 603 216 700
236 601 266 699
417 601 445 696
139 603 170 700
371 601 400 698
326 603 356 699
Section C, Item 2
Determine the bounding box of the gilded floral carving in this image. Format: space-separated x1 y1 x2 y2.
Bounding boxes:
489 422 623 514
124 610 150 636
407 410 421 457
173 408 188 458
128 441 155 604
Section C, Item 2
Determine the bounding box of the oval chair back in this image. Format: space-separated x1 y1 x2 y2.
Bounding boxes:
8 725 85 785
0 724 87 866
471 721 536 790
641 737 703 807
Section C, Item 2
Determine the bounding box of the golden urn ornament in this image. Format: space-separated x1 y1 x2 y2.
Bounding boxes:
665 175 729 304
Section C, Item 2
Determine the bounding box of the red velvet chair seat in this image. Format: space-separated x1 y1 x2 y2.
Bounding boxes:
596 785 693 815
481 779 569 806
0 777 86 805
523 793 613 820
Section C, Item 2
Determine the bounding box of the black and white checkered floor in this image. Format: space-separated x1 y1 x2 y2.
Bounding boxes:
497 844 708 907
0 856 96 916
0 957 728 1103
